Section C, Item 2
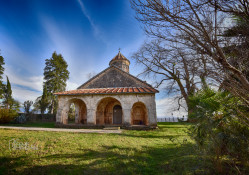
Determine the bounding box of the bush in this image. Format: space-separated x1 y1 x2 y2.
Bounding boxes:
0 108 18 123
189 88 249 174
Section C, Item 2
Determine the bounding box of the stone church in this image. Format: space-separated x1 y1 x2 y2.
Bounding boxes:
55 51 158 127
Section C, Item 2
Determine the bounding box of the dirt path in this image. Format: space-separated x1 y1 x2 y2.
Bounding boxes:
0 126 122 134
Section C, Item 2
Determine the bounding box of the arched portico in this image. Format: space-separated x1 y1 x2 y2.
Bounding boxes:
131 102 148 125
96 97 123 125
56 93 157 127
61 98 87 124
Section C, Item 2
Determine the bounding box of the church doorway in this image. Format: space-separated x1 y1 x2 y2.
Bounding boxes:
113 105 122 124
96 97 122 125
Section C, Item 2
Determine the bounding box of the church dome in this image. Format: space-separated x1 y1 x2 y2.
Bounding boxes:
109 51 130 73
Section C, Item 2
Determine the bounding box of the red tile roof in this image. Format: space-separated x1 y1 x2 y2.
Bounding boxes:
55 87 158 96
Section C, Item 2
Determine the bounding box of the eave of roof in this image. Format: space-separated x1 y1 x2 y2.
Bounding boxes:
55 87 159 96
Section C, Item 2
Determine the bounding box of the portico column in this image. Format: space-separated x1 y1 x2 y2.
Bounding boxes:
74 103 80 124
87 109 96 125
146 98 157 126
56 109 62 124
123 108 131 126
62 104 69 124
56 96 67 124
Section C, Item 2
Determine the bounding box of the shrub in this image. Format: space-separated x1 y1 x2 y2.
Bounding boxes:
0 108 18 123
189 88 249 174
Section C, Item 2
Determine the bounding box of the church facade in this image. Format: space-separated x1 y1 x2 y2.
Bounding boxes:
55 51 158 127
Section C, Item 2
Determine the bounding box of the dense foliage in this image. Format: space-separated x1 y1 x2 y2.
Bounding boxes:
0 108 18 124
189 88 249 174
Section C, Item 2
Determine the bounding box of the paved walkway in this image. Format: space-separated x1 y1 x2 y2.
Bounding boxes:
0 126 122 134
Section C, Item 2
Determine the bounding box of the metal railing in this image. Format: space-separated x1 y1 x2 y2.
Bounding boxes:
157 117 187 122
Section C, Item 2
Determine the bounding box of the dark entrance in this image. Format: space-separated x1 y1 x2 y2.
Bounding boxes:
113 105 122 124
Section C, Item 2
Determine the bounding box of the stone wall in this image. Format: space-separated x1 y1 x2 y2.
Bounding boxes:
26 114 55 122
56 93 157 126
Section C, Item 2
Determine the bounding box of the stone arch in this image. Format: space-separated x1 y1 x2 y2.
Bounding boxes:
131 102 148 125
96 97 123 125
62 98 87 124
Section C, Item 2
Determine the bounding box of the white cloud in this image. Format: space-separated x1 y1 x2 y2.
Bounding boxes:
66 81 79 91
3 65 43 104
156 96 188 118
12 85 41 104
5 65 43 92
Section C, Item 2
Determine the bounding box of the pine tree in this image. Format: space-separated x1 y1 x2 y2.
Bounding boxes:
43 51 69 114
0 54 5 98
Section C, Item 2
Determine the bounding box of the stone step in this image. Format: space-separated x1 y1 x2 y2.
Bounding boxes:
103 127 120 130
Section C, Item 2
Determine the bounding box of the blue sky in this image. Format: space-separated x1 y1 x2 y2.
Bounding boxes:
0 0 186 117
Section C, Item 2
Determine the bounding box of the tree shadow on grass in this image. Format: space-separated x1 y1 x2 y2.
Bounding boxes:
0 156 28 175
1 143 208 175
119 133 188 139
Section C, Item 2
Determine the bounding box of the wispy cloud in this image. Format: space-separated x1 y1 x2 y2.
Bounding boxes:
12 85 41 103
40 16 98 91
2 65 43 103
5 65 43 92
77 0 98 35
77 0 108 45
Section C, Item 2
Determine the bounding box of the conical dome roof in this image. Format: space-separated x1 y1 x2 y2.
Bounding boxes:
109 51 130 64
109 51 130 73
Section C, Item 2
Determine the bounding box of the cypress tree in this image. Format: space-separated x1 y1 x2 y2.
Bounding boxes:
3 76 13 109
0 54 5 98
40 85 49 114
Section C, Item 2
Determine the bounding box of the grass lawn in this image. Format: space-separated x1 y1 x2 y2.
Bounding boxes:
0 122 205 175
0 122 55 128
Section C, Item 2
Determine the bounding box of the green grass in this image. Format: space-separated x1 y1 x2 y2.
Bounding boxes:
0 122 205 175
0 122 55 128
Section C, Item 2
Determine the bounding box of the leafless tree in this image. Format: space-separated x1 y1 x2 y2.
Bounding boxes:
86 72 96 80
132 39 208 115
131 0 249 105
23 100 33 114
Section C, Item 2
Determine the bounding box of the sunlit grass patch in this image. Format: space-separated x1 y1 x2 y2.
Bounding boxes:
0 122 205 175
